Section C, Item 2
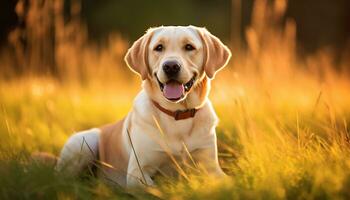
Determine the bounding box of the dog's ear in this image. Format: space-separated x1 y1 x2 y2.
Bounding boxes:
124 29 154 80
196 27 231 79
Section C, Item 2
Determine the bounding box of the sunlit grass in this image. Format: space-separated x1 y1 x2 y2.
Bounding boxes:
0 77 137 154
1 0 350 198
1 62 350 199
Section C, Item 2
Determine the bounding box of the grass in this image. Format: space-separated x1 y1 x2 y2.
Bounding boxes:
1 63 350 199
1 0 350 199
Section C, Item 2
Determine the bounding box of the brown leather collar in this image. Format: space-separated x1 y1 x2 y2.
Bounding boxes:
151 100 198 120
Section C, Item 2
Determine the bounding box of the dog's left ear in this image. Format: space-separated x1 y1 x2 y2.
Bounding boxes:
124 28 155 80
195 27 232 79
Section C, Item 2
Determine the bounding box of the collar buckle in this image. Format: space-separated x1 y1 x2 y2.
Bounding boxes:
151 100 198 120
174 108 196 120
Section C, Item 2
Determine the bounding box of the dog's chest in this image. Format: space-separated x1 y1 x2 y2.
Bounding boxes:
158 116 198 155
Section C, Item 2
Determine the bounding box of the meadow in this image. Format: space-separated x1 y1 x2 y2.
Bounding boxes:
1 0 350 199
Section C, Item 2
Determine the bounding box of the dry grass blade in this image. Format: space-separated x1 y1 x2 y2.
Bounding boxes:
151 115 190 181
126 128 147 186
181 142 198 170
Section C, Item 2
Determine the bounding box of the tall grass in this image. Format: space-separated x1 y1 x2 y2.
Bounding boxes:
1 0 350 199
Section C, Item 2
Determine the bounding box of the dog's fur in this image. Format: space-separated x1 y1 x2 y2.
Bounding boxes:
56 25 231 188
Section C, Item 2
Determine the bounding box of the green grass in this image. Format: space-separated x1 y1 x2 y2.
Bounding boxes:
1 74 350 200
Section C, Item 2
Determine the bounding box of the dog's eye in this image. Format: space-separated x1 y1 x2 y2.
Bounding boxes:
185 44 195 51
154 44 164 52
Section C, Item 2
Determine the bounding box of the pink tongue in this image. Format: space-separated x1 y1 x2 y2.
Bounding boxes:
163 82 184 99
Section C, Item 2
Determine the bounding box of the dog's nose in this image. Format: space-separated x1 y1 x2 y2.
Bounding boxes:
162 60 181 78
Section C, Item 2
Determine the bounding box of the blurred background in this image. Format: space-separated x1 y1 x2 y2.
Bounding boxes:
0 0 349 79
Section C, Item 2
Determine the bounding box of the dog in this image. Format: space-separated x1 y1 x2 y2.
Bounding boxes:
56 25 231 188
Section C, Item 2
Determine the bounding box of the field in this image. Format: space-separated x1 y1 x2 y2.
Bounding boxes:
1 0 350 199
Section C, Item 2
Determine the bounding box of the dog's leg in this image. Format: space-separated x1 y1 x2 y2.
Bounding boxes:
126 151 166 188
126 150 160 188
192 145 226 177
126 162 154 188
56 129 100 176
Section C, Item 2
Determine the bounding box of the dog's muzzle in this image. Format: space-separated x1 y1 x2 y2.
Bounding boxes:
155 74 196 102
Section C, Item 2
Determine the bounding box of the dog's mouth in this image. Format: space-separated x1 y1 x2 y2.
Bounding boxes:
155 74 196 102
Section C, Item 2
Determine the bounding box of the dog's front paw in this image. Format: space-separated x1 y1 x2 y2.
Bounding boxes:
126 174 154 189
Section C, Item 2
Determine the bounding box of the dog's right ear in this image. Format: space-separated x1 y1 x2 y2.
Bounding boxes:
124 29 155 80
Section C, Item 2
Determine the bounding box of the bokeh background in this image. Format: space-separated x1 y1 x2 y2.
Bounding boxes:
1 0 350 51
1 0 350 199
1 0 350 77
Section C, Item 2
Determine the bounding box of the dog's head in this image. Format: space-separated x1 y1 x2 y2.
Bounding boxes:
125 26 231 104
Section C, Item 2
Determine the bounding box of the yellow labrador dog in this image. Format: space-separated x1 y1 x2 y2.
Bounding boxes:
56 25 231 188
